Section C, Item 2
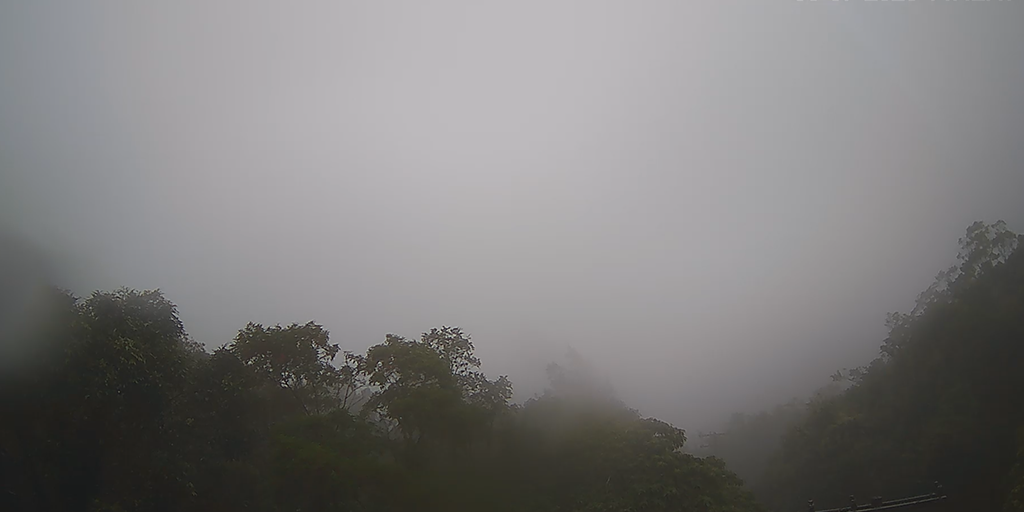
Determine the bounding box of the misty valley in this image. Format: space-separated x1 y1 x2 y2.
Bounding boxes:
3 1 1023 510
2 220 1021 512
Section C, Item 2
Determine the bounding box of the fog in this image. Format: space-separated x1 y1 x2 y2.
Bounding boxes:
2 1 1022 432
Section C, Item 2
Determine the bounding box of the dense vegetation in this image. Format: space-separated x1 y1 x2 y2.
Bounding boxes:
701 221 1024 511
0 292 757 511
2 220 1021 512
691 400 809 489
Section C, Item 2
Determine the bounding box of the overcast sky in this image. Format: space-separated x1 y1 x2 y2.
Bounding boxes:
2 1 1022 431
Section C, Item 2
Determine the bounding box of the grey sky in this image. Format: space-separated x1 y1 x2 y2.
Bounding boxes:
2 1 1022 431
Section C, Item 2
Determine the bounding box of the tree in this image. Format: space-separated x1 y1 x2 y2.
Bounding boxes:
1 291 763 512
485 363 762 512
693 401 807 489
230 321 342 416
360 329 512 457
759 221 1024 511
0 288 204 511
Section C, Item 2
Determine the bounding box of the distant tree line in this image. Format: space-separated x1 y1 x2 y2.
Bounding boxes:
700 221 1024 512
3 220 1020 512
0 289 759 511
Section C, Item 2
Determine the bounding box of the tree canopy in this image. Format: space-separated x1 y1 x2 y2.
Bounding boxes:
699 221 1024 512
0 290 759 512
2 220 1020 512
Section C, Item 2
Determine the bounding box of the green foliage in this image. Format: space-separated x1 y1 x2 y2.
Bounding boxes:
695 401 807 489
758 221 1024 511
27 221 1014 511
1005 428 1024 512
231 321 342 415
360 328 513 460
0 291 758 512
1 289 201 511
490 394 760 512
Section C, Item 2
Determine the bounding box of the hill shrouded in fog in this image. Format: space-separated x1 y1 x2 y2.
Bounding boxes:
2 221 1023 511
2 2 1023 433
2 2 1024 511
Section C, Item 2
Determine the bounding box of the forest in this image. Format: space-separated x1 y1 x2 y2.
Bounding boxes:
698 221 1024 512
1 220 1022 512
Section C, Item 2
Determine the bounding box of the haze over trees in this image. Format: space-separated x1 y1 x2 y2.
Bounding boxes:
698 221 1024 512
1 220 1021 511
0 290 756 511
1 1 1021 510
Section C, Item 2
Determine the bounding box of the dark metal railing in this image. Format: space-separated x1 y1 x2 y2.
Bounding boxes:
807 482 947 512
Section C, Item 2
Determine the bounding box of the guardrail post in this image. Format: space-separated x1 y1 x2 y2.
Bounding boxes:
807 499 815 512
849 495 857 511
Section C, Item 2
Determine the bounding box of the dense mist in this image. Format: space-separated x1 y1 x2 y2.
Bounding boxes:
2 4 1024 510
